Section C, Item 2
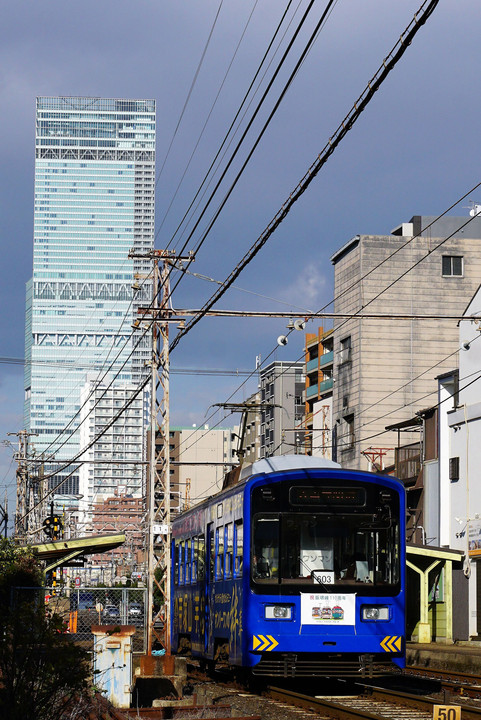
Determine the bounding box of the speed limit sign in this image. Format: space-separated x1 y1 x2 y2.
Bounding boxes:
74 576 81 588
433 705 461 720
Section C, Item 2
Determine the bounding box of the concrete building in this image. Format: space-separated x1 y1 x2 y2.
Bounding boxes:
152 426 239 511
24 97 155 494
304 328 333 458
77 377 147 527
330 214 481 470
172 426 239 507
242 392 262 464
259 361 305 457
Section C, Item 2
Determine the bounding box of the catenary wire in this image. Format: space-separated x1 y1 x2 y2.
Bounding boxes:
162 0 299 249
155 0 225 189
155 0 263 238
23 0 327 467
168 0 440 353
20 0 440 502
167 0 337 291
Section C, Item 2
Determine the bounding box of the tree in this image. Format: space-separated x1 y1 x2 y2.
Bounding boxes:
0 539 92 720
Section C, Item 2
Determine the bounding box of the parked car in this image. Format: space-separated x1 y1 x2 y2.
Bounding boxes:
103 605 120 621
128 602 143 620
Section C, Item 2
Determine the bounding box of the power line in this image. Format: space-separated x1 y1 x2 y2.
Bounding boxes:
16 0 442 514
167 0 337 294
0 357 253 376
169 0 440 353
155 0 226 189
156 0 263 238
163 0 299 249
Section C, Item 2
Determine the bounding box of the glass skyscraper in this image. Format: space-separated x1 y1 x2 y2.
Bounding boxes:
24 97 155 495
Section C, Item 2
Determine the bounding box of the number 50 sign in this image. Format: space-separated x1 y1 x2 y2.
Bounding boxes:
433 706 461 720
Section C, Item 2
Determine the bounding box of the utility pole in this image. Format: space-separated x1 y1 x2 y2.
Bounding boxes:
0 489 7 538
130 249 191 660
9 430 38 542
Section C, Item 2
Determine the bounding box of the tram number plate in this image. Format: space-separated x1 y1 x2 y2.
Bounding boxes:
433 705 461 720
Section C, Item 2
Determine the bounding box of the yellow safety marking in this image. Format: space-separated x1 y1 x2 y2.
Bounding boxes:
252 634 279 651
266 635 279 651
380 635 402 652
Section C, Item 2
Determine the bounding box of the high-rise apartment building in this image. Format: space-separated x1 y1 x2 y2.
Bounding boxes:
24 97 155 494
78 377 146 519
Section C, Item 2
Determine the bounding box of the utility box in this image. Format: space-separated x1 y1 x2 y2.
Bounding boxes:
92 625 136 708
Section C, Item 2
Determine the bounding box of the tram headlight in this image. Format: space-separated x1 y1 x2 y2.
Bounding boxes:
265 605 293 619
361 605 390 621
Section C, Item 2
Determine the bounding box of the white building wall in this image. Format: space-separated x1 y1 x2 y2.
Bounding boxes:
312 397 332 459
177 426 239 508
445 289 481 637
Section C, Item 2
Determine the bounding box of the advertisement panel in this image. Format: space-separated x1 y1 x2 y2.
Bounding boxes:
301 593 356 625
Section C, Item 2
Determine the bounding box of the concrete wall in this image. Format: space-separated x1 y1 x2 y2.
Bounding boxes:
332 221 481 470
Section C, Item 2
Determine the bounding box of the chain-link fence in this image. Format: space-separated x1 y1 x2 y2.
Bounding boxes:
16 587 148 653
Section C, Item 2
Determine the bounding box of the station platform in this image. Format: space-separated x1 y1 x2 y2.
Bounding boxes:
407 641 481 674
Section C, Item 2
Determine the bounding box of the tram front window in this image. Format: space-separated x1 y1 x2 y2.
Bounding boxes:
252 513 399 589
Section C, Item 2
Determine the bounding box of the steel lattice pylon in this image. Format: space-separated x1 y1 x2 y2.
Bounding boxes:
137 250 191 657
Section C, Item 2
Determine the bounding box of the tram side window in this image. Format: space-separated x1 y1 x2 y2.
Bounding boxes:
192 537 197 582
234 520 243 577
174 540 180 585
252 516 279 580
208 524 215 581
216 526 224 580
225 523 233 578
198 534 205 580
179 541 184 585
185 539 191 583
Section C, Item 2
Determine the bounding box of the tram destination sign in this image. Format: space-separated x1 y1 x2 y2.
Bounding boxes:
290 486 366 507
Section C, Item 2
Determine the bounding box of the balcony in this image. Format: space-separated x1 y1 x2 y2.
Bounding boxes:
306 358 319 374
320 350 334 367
319 378 334 393
306 384 319 399
395 442 421 486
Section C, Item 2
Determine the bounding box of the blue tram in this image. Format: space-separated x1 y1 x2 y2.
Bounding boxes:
171 456 405 677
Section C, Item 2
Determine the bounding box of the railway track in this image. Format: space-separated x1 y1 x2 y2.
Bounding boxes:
268 685 481 720
404 666 481 698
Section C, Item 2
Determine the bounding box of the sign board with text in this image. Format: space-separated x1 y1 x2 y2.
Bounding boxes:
433 705 461 720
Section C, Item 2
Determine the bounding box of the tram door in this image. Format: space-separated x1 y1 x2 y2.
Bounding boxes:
205 522 215 655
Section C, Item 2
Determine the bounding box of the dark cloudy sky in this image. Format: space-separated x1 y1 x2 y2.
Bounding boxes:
1 0 480 525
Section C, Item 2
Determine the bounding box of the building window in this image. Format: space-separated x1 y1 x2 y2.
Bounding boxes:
442 256 463 277
340 413 355 450
339 336 351 364
449 456 459 481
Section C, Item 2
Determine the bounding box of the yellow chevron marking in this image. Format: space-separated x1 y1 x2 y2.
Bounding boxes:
257 635 270 651
381 635 402 652
380 636 391 652
266 635 278 651
252 636 262 650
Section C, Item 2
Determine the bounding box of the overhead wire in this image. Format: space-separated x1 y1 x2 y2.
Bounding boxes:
167 0 338 292
23 0 332 472
163 0 300 250
19 0 442 514
168 0 440 353
155 0 263 238
24 1 304 467
155 0 226 189
176 207 481 460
